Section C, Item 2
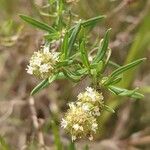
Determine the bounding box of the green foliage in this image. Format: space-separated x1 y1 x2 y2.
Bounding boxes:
93 29 111 63
21 0 145 146
21 0 145 108
108 86 144 99
103 58 146 86
20 15 56 33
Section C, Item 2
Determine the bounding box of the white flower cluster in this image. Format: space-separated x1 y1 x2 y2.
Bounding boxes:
26 46 59 79
77 87 104 117
61 87 104 141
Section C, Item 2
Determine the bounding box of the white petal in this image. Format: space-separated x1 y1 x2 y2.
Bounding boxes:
73 124 80 131
72 135 76 141
89 135 93 141
61 118 68 128
39 64 50 73
26 65 33 74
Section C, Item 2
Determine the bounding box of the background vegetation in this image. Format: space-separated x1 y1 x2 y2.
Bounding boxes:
0 0 150 149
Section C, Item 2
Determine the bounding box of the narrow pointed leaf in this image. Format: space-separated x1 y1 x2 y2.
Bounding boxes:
20 15 56 33
56 60 74 68
110 58 146 78
76 68 88 76
104 105 115 113
63 69 82 82
67 22 82 57
104 77 122 86
69 15 105 32
31 74 59 95
80 40 90 67
61 32 69 59
90 61 103 73
48 74 58 83
93 29 111 63
82 15 106 27
108 85 144 99
108 61 120 68
31 78 49 95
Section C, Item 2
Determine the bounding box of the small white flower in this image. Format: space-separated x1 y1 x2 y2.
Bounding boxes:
94 111 101 116
88 55 93 62
77 93 83 100
86 87 94 93
91 123 98 132
79 126 84 131
26 65 33 74
73 124 80 131
72 135 76 141
93 107 101 116
68 102 76 109
39 64 50 73
61 119 68 128
43 46 49 53
89 135 93 141
76 102 82 106
88 93 96 101
32 58 42 66
82 104 90 112
86 87 97 101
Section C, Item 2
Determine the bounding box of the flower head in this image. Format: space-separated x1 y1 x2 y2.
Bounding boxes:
77 87 104 116
61 87 104 141
26 49 59 79
62 104 98 141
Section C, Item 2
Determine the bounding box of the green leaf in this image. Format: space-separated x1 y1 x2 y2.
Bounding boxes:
56 72 66 79
51 121 62 150
90 61 103 73
93 29 111 63
76 68 88 76
31 78 49 95
104 77 122 86
82 15 106 28
108 61 120 68
20 15 56 33
48 74 58 83
31 74 59 95
104 105 115 113
108 85 144 99
63 69 82 82
69 15 105 32
110 58 146 78
44 32 60 40
56 60 73 68
67 22 82 57
80 39 90 68
61 31 69 59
